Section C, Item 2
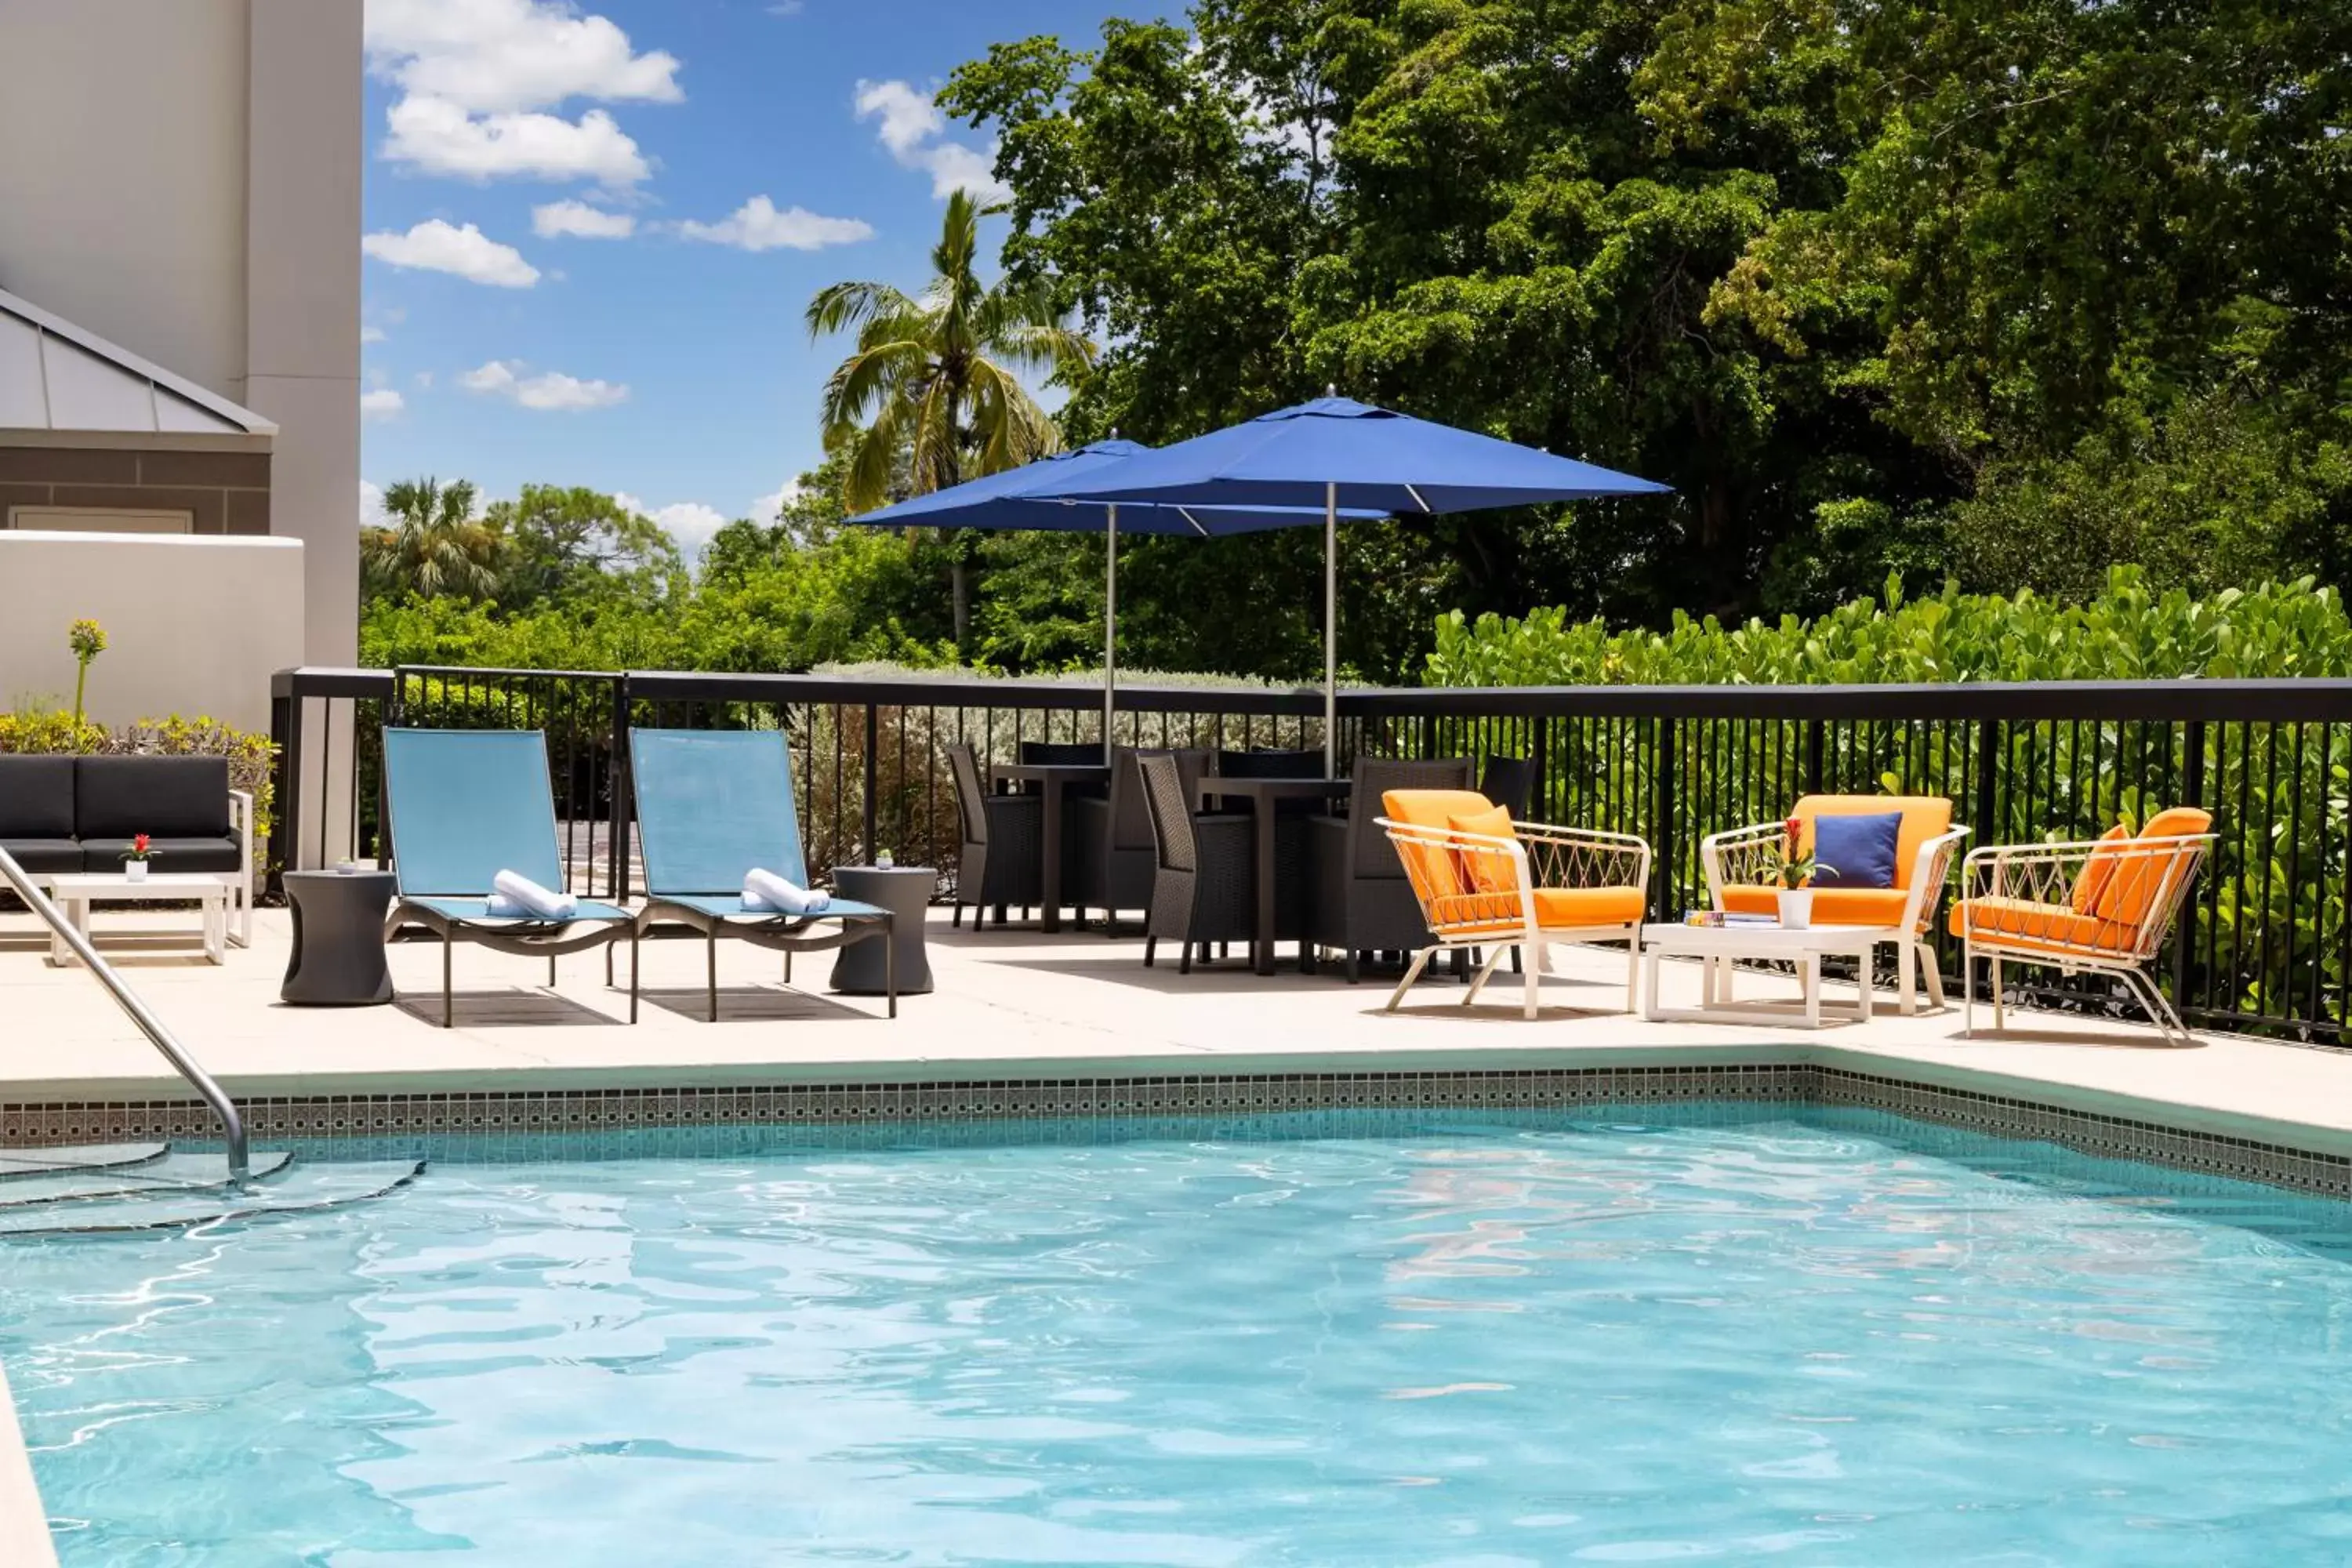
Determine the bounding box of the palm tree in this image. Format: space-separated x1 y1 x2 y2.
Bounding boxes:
361 477 502 601
807 189 1097 646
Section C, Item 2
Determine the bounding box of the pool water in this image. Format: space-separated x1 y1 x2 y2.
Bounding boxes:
8 1107 2352 1565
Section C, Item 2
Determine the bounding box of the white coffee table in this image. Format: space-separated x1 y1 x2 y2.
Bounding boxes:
1641 921 1901 1029
47 873 230 966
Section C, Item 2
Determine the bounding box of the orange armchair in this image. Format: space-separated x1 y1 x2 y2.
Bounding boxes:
1702 795 1969 1014
1948 808 2215 1047
1379 789 1651 1019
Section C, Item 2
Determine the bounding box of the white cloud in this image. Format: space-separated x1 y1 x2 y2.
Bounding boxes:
364 0 682 114
767 1 804 14
752 479 804 524
360 389 406 419
677 195 872 252
460 358 629 411
361 325 389 343
853 79 1011 202
360 479 390 529
381 96 652 185
362 219 540 287
619 494 730 553
532 198 635 238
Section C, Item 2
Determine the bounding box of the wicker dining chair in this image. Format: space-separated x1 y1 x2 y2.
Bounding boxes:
946 742 1044 929
1478 755 1538 818
1071 747 1210 935
1305 757 1474 982
1137 751 1255 972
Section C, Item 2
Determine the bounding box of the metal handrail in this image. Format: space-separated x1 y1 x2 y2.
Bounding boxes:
0 846 249 1181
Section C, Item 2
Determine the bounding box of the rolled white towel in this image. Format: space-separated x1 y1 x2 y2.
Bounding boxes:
742 867 828 915
491 869 577 920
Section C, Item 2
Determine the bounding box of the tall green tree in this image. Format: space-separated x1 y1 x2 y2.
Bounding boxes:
361 478 500 601
483 485 683 611
805 188 1098 648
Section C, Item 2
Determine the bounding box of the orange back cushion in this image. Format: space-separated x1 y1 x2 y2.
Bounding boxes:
2070 823 2132 914
2091 807 2214 931
1791 796 1952 890
1382 789 1495 901
1446 803 1518 895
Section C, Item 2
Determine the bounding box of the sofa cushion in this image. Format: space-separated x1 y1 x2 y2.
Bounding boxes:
75 756 230 838
0 838 87 875
0 756 78 838
78 835 244 875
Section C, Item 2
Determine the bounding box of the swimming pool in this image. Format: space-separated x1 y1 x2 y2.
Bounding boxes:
7 1105 2352 1564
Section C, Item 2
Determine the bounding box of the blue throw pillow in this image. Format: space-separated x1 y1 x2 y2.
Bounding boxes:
1810 811 1903 890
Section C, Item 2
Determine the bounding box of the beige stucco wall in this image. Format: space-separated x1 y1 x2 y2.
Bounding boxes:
0 0 360 666
0 532 304 735
0 1 251 397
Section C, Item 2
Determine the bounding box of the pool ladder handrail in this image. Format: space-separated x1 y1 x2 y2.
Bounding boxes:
0 844 249 1183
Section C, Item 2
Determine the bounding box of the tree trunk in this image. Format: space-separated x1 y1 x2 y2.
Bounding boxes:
951 555 971 654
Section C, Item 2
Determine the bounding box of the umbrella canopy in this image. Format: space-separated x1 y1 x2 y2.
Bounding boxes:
1040 398 1671 774
1040 397 1672 514
842 441 1385 744
847 439 1377 535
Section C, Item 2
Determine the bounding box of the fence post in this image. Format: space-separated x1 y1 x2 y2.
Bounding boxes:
862 702 880 862
1652 716 1678 920
2174 717 2205 1008
608 673 632 902
1804 717 1824 796
1972 717 2001 848
268 686 296 895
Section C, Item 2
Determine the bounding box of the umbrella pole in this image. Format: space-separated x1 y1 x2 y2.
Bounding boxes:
1324 481 1338 779
1105 503 1118 753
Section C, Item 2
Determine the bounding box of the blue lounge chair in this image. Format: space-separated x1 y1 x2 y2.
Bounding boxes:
627 728 895 1022
381 728 633 1027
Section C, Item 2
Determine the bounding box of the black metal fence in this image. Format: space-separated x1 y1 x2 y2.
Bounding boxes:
270 667 2352 1045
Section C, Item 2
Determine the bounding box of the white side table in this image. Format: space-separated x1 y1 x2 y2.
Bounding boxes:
47 873 230 967
1641 922 1901 1029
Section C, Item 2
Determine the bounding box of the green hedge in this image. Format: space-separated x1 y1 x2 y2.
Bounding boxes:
1425 568 2352 686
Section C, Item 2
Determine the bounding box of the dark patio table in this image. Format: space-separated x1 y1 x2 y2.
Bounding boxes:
1194 775 1351 974
993 760 1110 933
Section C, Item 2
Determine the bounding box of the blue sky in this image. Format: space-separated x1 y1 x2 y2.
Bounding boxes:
359 0 1146 554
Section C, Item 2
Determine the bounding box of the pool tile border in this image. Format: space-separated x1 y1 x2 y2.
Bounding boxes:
5 1063 2350 1198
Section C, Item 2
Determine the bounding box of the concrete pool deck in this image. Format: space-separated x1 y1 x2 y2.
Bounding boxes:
8 902 2352 1562
4 905 2352 1159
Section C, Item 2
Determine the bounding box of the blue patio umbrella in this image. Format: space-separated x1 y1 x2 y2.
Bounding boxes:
845 439 1382 742
1041 397 1672 773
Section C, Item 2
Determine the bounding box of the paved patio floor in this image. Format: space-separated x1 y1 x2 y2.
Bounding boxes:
5 903 2352 1154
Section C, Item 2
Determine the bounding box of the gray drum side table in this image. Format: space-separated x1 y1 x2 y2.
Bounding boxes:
281 869 397 1006
829 865 935 996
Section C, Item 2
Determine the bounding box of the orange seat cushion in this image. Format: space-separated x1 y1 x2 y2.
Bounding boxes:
1430 884 1646 935
1382 789 1497 900
1947 895 2139 957
1446 803 1518 895
1789 795 1953 891
1721 884 1913 927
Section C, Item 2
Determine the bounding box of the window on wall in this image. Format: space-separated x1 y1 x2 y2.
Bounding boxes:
5 506 193 534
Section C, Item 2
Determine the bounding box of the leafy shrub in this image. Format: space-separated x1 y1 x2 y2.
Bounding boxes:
1425 568 2352 687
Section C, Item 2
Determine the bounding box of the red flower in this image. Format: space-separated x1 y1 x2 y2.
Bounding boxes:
1783 816 1802 858
132 833 151 855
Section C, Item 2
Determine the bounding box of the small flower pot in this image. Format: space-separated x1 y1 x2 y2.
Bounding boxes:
125 861 149 884
1776 887 1813 929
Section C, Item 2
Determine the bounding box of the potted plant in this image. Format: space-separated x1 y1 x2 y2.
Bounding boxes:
1761 817 1834 928
121 832 157 884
